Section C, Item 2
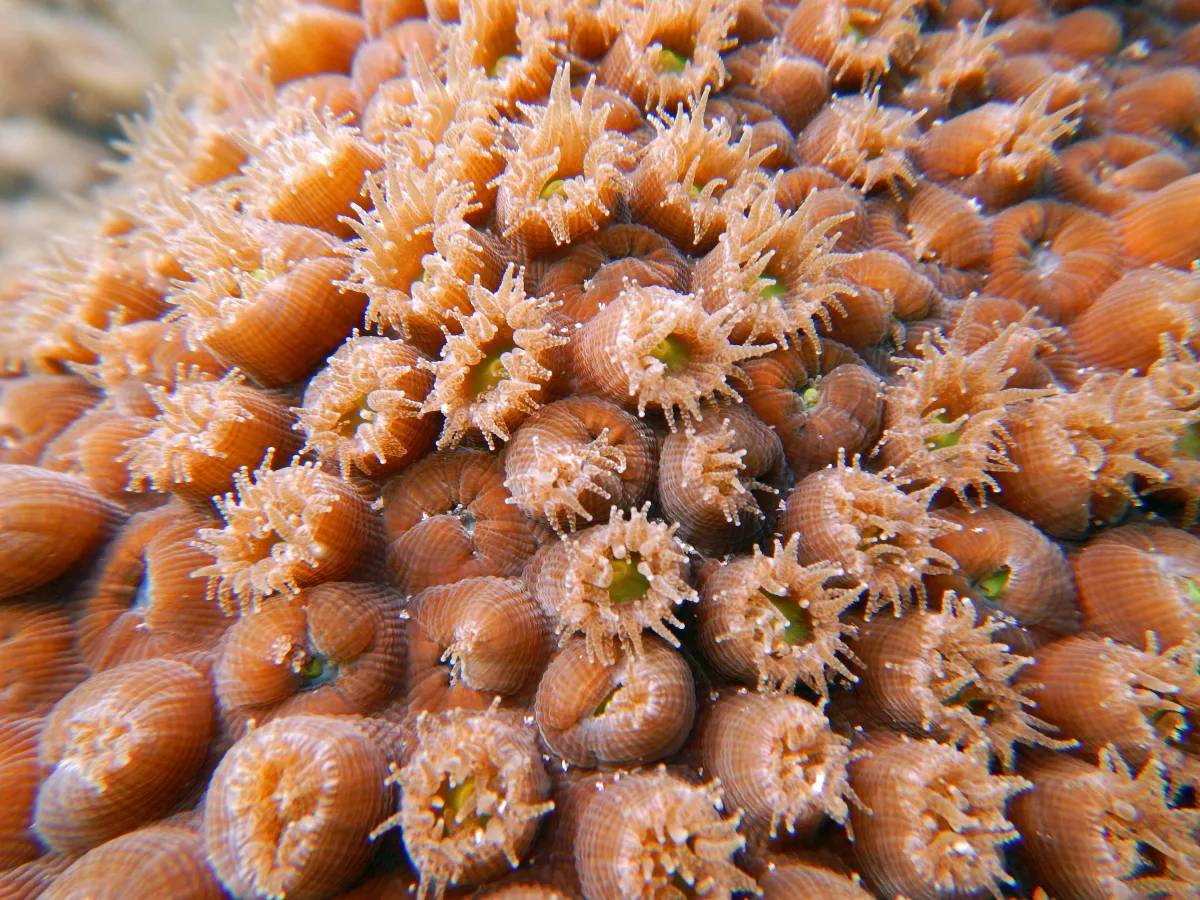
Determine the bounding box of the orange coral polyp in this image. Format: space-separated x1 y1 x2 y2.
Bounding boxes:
693 186 856 350
574 283 771 430
596 0 736 112
194 458 381 611
419 264 566 449
495 70 636 257
295 333 437 475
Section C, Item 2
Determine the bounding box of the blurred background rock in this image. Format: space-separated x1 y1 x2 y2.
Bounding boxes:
0 0 235 268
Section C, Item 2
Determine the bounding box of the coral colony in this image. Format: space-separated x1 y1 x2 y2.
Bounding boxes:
1 1 1200 898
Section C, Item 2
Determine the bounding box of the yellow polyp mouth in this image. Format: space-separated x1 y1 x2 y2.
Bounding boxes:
758 278 787 300
1179 422 1200 460
335 397 371 436
761 589 814 646
925 413 962 450
487 54 519 77
799 385 820 408
593 685 622 716
655 48 688 75
298 652 337 691
608 552 650 605
857 526 891 552
469 346 512 397
975 566 1012 601
436 775 490 837
539 179 568 200
649 335 689 373
247 267 270 283
1182 578 1200 606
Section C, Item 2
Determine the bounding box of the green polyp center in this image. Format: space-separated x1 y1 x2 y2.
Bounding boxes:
925 413 962 450
759 277 787 300
649 335 690 373
761 589 814 646
487 54 518 77
436 775 490 837
409 267 431 294
655 48 688 74
799 384 820 408
846 22 868 41
593 685 622 716
857 526 887 551
470 345 512 397
298 652 336 690
453 504 477 534
540 178 569 201
248 267 269 283
1183 578 1200 606
336 396 371 436
976 566 1012 602
1179 422 1200 460
608 553 650 605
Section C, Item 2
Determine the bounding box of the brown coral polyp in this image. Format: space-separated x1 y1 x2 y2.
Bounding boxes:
195 458 383 611
573 283 769 430
847 732 1030 900
524 504 696 664
171 215 368 387
295 332 437 476
534 633 695 768
657 402 787 556
405 576 549 714
78 501 229 672
380 707 553 898
780 456 958 616
596 0 736 112
784 0 921 89
420 264 566 450
931 504 1079 641
495 70 635 257
205 714 392 900
1011 749 1200 900
213 582 406 736
503 395 657 534
570 769 757 900
35 658 214 854
0 376 100 466
986 199 1123 325
0 464 125 599
851 593 1070 770
698 690 857 840
739 342 884 478
382 448 543 595
696 535 860 697
123 370 302 502
1072 523 1200 651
